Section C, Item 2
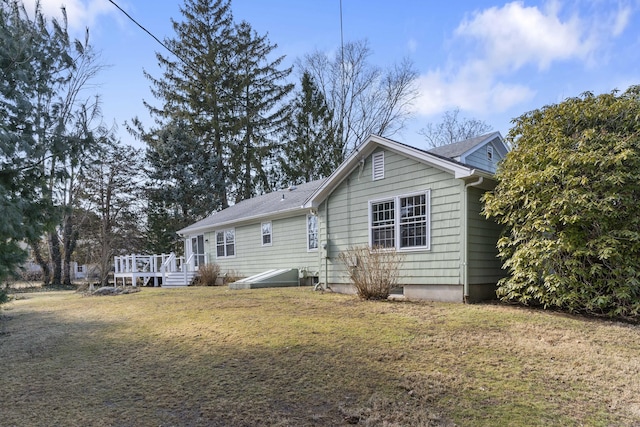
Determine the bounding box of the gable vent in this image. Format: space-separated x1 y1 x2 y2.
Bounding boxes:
372 152 384 180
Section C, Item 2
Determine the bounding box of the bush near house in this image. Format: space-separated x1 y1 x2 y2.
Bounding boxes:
194 263 221 286
339 245 404 300
483 86 640 319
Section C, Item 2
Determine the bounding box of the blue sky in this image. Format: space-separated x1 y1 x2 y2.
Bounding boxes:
26 0 640 149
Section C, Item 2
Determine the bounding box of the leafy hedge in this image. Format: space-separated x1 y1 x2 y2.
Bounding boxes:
483 87 640 319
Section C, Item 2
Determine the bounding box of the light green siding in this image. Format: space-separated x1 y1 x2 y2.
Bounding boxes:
467 186 505 284
319 148 464 287
203 214 320 280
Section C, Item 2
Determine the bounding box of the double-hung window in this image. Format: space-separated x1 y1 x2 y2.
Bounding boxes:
261 222 272 246
307 214 318 251
369 191 430 251
216 229 235 258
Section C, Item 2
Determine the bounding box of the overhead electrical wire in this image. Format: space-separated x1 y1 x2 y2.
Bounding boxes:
106 0 195 73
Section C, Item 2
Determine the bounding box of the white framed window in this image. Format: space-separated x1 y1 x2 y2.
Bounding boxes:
371 199 395 248
215 228 235 258
307 214 318 251
261 222 272 246
372 151 384 180
487 145 494 162
369 190 430 251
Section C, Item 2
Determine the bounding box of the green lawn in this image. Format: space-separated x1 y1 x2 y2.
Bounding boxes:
1 287 639 426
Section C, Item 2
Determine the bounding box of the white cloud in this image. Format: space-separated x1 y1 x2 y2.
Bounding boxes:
454 1 593 72
24 0 117 34
610 5 632 37
413 65 535 116
411 0 634 119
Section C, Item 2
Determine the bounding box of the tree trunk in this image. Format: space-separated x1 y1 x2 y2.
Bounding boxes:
61 212 77 286
28 238 50 286
48 231 62 286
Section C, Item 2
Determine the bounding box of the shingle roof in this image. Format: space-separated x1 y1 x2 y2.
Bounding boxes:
427 131 500 159
177 179 325 235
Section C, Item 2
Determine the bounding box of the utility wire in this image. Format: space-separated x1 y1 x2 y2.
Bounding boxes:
107 0 195 72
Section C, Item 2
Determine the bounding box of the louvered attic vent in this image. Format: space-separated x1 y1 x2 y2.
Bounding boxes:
372 151 384 180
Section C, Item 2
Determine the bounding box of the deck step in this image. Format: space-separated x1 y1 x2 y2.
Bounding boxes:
162 271 198 288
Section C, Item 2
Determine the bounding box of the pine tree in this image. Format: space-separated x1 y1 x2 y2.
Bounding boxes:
140 0 234 210
144 119 222 253
229 21 293 201
279 72 339 184
0 1 103 284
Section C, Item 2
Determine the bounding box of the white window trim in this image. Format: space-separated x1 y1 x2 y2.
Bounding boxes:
215 228 236 259
261 221 272 247
487 145 494 163
368 190 431 252
307 214 319 252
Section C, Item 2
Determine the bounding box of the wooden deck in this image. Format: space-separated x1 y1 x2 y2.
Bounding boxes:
113 253 202 287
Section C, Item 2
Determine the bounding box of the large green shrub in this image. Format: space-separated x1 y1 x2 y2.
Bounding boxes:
483 87 640 318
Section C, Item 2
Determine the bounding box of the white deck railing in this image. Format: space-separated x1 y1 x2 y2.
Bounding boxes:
113 252 205 287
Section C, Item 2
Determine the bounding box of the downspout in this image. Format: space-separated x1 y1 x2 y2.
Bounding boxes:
324 195 329 290
463 176 483 302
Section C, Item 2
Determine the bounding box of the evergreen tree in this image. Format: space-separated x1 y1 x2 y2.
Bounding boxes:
144 119 222 253
279 72 338 184
230 21 293 201
0 1 102 284
138 0 234 210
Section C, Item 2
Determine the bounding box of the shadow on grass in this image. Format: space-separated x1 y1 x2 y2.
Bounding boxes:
0 296 452 427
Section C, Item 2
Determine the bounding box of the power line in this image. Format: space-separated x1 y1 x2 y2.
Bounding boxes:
106 0 193 71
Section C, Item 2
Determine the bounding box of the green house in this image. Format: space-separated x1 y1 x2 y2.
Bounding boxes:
177 132 508 302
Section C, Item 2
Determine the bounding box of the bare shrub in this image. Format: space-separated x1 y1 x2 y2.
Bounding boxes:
339 246 404 300
195 263 221 286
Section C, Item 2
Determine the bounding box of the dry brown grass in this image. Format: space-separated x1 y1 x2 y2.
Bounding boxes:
1 287 639 426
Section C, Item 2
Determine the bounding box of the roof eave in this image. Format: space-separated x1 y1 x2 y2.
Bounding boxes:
177 205 311 236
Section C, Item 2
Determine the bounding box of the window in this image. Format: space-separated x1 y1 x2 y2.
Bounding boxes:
399 194 427 248
261 222 272 246
371 199 395 248
372 151 384 180
216 229 235 258
487 145 494 162
307 214 318 251
369 191 430 251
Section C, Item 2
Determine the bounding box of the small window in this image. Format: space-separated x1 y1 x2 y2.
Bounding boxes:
487 145 494 162
261 222 272 246
216 229 235 258
372 151 384 180
307 214 318 251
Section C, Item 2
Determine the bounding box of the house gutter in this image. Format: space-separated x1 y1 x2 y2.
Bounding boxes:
462 175 483 302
